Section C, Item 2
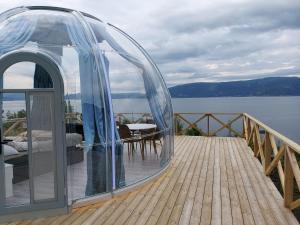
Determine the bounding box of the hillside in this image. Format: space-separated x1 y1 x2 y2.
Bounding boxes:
169 77 300 98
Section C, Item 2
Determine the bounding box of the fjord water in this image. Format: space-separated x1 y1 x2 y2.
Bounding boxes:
112 96 300 144
3 96 300 143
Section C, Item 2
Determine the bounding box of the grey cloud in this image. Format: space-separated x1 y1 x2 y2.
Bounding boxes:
157 2 300 34
0 0 300 87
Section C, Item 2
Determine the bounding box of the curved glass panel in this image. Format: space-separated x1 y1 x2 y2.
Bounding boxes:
0 6 174 209
3 62 53 89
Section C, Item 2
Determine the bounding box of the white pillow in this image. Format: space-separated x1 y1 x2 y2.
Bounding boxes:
66 133 83 147
7 141 28 152
3 145 19 156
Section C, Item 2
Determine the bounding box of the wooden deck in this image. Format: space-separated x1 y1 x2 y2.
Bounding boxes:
2 136 299 225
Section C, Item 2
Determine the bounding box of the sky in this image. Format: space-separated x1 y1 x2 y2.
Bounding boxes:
1 0 300 87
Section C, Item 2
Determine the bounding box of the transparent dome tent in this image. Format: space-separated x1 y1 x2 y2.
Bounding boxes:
0 6 173 219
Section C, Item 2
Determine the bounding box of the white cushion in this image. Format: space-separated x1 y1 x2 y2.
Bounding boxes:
7 141 28 152
3 145 19 156
19 130 52 141
66 133 83 147
6 133 83 153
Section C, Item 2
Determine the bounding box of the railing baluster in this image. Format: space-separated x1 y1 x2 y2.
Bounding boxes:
207 114 210 136
284 146 294 207
264 132 272 173
242 113 300 211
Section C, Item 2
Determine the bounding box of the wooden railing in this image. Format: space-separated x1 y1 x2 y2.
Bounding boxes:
3 111 300 210
243 113 300 210
174 112 244 137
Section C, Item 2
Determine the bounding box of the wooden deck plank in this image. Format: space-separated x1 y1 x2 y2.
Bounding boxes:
226 138 256 225
95 137 187 225
177 138 209 225
123 137 188 225
211 138 221 225
233 138 282 224
157 137 205 225
199 137 215 225
134 137 196 225
223 137 244 225
189 137 212 225
1 136 298 225
166 137 207 225
144 137 203 225
228 138 266 225
235 138 299 225
219 138 233 225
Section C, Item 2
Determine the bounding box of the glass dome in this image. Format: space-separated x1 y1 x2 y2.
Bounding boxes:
0 6 173 217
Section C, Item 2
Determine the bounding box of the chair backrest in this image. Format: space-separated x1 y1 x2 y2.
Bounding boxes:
146 119 154 124
141 128 156 140
119 124 132 139
154 129 163 140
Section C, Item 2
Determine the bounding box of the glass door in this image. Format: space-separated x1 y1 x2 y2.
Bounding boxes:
0 90 66 216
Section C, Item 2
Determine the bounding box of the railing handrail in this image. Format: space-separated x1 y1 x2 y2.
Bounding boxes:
174 112 243 115
243 113 300 154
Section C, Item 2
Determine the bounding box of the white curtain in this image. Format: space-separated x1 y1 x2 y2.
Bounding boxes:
67 15 125 194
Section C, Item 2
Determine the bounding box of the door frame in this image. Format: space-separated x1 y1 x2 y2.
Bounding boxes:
0 51 68 219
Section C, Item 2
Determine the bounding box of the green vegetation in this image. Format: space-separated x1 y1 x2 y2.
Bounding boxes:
185 127 201 136
3 110 26 136
6 109 26 120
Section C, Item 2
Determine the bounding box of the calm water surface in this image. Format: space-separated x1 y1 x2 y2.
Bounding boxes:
112 97 300 144
3 96 300 143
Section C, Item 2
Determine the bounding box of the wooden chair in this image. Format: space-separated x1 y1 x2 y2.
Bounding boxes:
141 128 162 156
146 118 154 124
118 124 145 160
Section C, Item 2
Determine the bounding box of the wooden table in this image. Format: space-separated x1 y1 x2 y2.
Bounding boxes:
125 123 156 132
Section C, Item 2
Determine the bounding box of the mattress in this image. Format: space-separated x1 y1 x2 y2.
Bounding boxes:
6 132 83 153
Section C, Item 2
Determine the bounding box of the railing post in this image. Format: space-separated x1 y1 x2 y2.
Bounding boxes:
207 114 210 136
284 147 294 208
242 114 247 139
264 132 272 173
174 113 178 135
228 119 232 137
247 118 251 143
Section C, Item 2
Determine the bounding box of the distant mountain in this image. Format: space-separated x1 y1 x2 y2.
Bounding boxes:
169 77 300 98
2 92 146 101
3 77 300 101
67 92 146 99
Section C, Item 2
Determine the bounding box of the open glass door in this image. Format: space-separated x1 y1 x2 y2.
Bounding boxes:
0 59 67 218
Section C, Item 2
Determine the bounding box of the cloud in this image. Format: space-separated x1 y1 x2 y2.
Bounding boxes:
0 0 300 88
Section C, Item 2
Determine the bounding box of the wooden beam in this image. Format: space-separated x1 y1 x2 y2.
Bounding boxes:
269 135 285 190
176 114 207 136
243 117 248 141
247 123 254 146
254 124 265 165
289 199 300 210
286 147 300 191
284 148 294 208
264 132 272 172
244 113 300 154
209 114 242 137
265 145 285 176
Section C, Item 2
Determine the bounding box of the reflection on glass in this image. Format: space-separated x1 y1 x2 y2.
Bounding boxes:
0 7 173 206
3 62 53 89
30 93 55 201
2 93 30 206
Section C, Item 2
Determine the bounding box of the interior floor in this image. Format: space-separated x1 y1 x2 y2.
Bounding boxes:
5 141 163 206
